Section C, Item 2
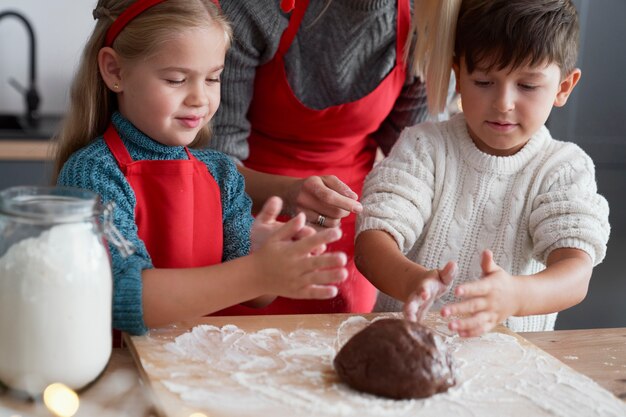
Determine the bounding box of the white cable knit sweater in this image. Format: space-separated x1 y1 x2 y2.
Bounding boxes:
357 114 610 332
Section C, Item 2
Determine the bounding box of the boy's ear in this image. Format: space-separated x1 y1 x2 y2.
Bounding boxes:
98 47 124 92
554 68 581 107
452 63 461 93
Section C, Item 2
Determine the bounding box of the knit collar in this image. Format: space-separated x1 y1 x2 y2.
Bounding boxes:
451 113 550 174
110 111 187 157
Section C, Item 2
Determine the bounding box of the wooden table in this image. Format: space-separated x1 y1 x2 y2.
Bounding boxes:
1 327 624 416
522 328 626 401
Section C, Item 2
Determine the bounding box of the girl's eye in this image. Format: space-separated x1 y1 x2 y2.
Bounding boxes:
166 79 185 85
206 77 220 84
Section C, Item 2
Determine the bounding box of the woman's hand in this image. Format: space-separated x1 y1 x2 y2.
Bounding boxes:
442 250 521 337
285 175 362 229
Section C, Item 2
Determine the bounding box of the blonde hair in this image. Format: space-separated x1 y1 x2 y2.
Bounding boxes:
53 0 232 180
405 0 462 115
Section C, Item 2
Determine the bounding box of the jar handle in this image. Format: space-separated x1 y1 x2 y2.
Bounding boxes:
100 201 135 258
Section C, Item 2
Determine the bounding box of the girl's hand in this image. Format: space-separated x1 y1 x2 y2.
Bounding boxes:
442 250 520 337
254 213 348 300
404 261 457 322
250 196 316 252
284 175 363 229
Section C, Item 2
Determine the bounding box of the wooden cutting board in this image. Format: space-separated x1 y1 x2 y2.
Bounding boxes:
125 313 626 417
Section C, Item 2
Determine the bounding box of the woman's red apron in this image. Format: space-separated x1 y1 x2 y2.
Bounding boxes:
104 124 223 343
217 0 410 315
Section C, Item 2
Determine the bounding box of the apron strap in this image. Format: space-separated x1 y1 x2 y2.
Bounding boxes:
280 0 295 13
277 0 310 56
103 124 134 171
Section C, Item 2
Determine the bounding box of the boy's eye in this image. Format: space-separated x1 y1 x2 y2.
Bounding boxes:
473 80 491 87
166 79 185 85
519 83 537 91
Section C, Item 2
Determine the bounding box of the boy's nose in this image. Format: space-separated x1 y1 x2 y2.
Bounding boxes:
493 87 515 112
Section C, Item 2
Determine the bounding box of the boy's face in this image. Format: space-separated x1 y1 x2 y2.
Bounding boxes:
114 25 226 147
453 58 580 156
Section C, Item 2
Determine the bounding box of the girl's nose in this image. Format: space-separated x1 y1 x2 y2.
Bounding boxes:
493 86 515 112
186 82 210 107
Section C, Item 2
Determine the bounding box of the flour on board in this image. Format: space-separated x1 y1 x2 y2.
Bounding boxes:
136 316 626 417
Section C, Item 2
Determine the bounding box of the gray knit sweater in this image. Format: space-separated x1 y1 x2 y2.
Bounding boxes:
211 0 427 160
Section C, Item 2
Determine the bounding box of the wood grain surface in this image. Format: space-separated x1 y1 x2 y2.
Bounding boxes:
523 328 626 401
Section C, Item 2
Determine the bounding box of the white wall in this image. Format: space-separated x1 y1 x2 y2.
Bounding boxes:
0 0 94 115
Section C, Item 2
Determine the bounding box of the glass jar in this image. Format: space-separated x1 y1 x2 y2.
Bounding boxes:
0 186 133 397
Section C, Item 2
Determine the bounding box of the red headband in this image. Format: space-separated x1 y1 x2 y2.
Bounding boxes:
104 0 221 47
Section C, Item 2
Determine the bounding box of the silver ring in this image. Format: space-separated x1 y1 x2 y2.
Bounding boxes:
316 214 326 227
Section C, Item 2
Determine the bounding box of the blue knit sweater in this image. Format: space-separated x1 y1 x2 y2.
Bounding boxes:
57 113 253 335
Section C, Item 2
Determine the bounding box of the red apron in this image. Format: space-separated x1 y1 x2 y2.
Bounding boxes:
104 124 223 343
217 0 410 315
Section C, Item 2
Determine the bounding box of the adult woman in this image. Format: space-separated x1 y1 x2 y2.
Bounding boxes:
211 0 452 315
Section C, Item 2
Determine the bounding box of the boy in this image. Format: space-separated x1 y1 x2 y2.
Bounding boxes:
354 0 610 336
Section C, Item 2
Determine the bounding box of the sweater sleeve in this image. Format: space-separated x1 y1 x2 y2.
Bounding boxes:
370 75 429 155
193 150 254 261
357 124 438 253
57 141 151 335
210 0 287 162
529 145 610 265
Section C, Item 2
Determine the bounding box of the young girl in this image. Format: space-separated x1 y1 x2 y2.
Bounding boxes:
355 0 610 336
54 0 348 336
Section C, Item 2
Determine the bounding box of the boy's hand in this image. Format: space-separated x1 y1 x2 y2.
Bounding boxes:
442 250 520 337
254 213 348 300
404 261 457 322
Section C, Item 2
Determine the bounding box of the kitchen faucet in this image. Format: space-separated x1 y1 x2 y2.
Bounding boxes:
0 10 40 127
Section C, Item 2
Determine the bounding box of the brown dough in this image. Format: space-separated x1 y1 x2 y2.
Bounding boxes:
333 318 456 399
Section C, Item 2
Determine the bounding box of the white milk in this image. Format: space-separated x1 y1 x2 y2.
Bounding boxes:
0 223 112 396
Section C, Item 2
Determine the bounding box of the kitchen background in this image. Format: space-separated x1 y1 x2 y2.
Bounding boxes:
0 0 624 330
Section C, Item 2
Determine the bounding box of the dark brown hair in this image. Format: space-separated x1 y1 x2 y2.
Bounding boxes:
454 0 579 77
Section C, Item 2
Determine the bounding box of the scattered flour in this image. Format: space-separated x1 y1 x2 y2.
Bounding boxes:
136 316 626 417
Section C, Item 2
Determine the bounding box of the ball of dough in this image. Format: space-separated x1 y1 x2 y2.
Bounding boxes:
333 318 456 399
